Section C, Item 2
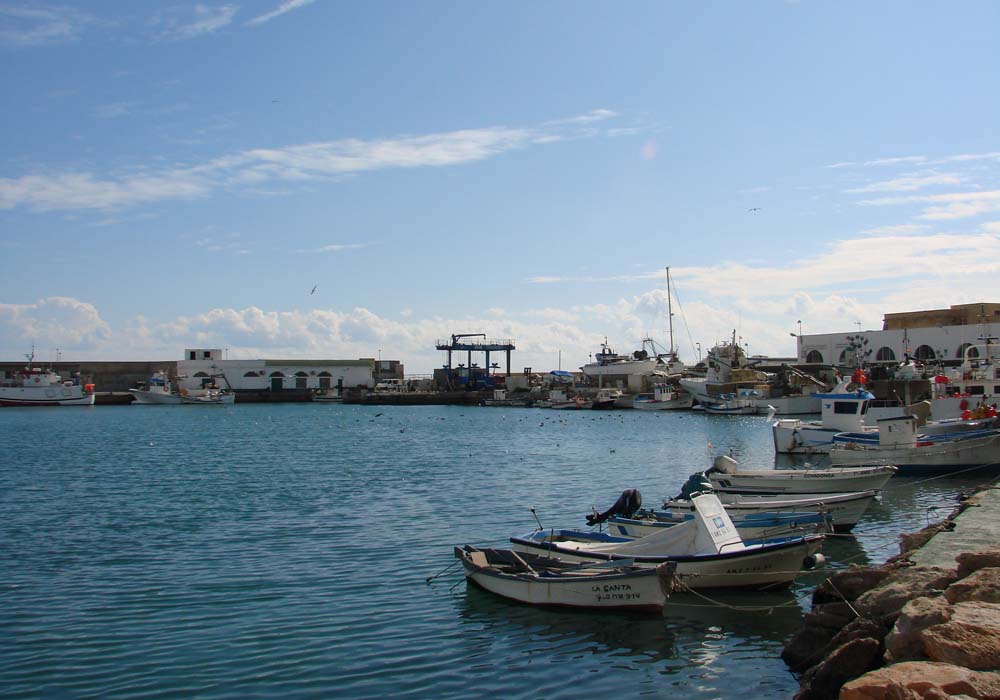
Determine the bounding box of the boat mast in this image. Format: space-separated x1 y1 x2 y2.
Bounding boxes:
666 267 675 355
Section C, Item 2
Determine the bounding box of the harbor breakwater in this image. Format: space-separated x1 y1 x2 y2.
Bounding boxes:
784 483 1000 700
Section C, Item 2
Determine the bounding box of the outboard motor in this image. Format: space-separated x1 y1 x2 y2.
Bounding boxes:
586 489 642 526
708 454 739 474
674 471 713 500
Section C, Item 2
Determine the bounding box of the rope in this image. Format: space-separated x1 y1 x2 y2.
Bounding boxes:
426 558 460 584
668 578 807 613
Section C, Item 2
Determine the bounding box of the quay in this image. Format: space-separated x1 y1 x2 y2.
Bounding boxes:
786 478 1000 700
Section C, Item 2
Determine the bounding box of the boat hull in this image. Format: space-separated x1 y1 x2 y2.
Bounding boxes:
830 434 1000 475
456 547 671 612
509 534 823 590
709 465 895 494
0 388 94 406
130 389 235 405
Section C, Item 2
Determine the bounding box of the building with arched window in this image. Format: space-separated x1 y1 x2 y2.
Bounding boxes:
793 304 1000 370
176 349 380 395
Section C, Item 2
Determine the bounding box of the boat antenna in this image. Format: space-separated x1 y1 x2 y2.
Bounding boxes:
530 506 544 531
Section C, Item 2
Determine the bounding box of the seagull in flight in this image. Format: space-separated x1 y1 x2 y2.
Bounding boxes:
748 207 761 213
310 285 317 295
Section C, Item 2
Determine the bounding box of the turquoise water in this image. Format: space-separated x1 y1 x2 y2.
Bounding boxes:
1 405 989 699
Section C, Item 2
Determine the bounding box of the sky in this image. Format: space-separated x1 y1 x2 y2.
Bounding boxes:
2 1 1000 375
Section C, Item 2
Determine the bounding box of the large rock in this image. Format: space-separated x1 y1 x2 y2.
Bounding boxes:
897 521 955 556
782 602 857 671
921 601 1000 670
885 596 952 663
945 567 1000 604
839 661 1000 700
854 567 957 624
956 550 1000 578
812 565 895 605
794 637 882 700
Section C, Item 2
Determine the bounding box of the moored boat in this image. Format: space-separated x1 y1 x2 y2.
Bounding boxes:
510 493 825 590
707 455 896 494
454 545 676 612
0 351 95 407
829 414 1000 475
130 370 235 405
632 383 692 411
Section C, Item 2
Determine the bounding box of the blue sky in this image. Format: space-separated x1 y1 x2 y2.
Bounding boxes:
2 1 1000 374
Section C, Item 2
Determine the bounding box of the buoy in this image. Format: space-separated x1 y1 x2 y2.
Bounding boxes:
803 553 826 570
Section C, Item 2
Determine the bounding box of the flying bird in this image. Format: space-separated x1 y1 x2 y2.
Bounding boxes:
748 207 761 213
310 285 317 295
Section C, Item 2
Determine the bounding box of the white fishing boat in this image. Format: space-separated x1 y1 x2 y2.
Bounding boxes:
829 415 1000 475
0 350 95 407
607 508 827 540
926 341 1000 420
632 383 692 411
547 389 592 410
703 389 761 415
312 389 343 403
510 493 825 590
679 331 768 407
773 376 999 454
707 455 896 494
454 545 676 612
130 370 235 405
580 268 687 383
591 388 623 409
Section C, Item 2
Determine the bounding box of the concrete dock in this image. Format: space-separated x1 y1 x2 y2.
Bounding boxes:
908 482 1000 567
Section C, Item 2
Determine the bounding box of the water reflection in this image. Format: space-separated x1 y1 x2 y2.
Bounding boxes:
456 583 805 670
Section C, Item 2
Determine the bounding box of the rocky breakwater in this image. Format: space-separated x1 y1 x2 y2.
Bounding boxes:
783 484 1000 700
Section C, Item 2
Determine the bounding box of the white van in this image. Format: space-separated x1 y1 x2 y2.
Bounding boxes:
374 379 404 393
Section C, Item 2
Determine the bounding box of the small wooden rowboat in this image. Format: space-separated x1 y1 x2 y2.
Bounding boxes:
455 545 678 612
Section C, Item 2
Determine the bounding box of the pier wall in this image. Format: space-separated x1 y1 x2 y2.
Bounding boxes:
785 483 1000 699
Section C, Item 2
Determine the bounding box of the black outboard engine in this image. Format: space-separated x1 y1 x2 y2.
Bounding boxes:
586 489 642 526
674 471 714 500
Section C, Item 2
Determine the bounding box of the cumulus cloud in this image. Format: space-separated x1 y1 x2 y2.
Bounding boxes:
0 297 111 349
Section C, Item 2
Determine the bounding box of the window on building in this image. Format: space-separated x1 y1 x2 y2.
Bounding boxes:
203 351 211 359
967 385 985 395
914 345 936 360
957 343 979 360
318 371 332 389
805 350 824 364
295 371 308 389
243 371 258 378
189 351 196 360
875 347 896 362
193 372 209 377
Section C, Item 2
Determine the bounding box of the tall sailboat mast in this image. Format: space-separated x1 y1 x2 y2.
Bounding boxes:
666 267 675 355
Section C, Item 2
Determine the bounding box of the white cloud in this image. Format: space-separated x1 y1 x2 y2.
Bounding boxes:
0 112 625 213
860 224 929 236
93 101 136 119
295 243 374 254
0 297 111 349
149 4 237 42
846 173 960 193
858 189 1000 221
0 3 92 47
247 0 315 26
862 156 928 167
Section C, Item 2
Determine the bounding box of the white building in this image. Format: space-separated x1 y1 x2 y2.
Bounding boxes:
794 304 1000 368
177 349 374 393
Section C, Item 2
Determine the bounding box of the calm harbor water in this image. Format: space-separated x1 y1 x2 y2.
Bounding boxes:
1 404 991 699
